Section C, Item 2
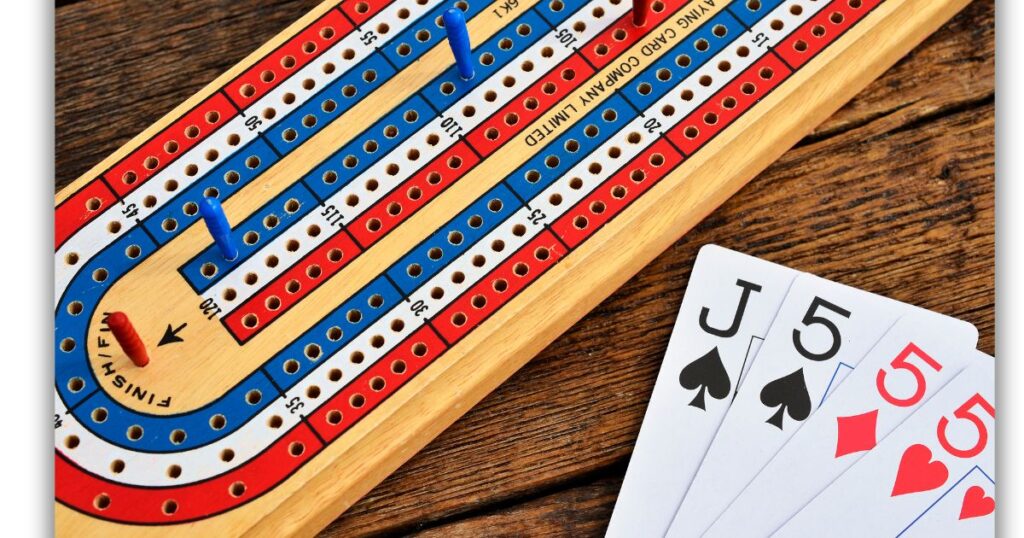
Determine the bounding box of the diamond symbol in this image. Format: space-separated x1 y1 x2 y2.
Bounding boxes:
835 409 878 458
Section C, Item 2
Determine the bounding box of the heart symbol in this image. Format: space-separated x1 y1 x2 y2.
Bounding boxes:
959 485 995 520
891 443 948 497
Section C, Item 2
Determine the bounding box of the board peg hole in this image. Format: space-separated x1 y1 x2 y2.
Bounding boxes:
328 368 343 382
390 318 405 333
302 114 317 128
462 105 476 118
448 230 464 245
244 272 259 286
327 248 344 263
283 92 297 105
327 326 343 341
695 38 710 52
386 163 400 176
349 394 365 409
229 482 247 498
64 435 80 449
541 81 557 95
608 147 621 160
65 252 80 266
653 0 665 12
525 170 541 184
595 43 609 56
550 0 564 10
447 155 463 169
369 376 386 392
770 19 784 31
266 296 282 311
584 124 599 138
167 464 182 478
849 0 863 8
704 112 719 125
471 294 487 309
127 425 144 441
746 0 761 10
534 247 550 261
741 82 756 95
283 128 298 143
370 334 385 348
92 268 109 282
590 200 606 214
493 278 509 293
302 41 317 54
513 262 529 277
345 193 360 207
472 254 486 267
431 287 445 300
67 300 84 316
391 360 407 375
284 359 300 374
451 312 467 327
143 156 159 170
412 342 429 357
285 238 300 252
306 385 321 399
240 84 256 98
304 343 322 360
223 288 238 301
407 263 423 278
268 415 283 429
306 264 322 279
545 155 560 168
107 221 122 234
483 90 498 103
684 126 700 139
241 313 259 329
322 99 337 113
110 460 125 474
306 224 322 238
183 202 199 216
243 231 259 245
699 75 713 87
440 82 455 95
638 82 652 96
521 60 534 72
367 218 382 232
67 377 85 392
451 271 466 284
342 85 357 98
491 239 505 253
503 75 517 88
812 24 826 37
286 279 301 294
170 429 186 445
588 162 603 175
650 153 665 167
428 247 443 260
612 185 628 199
376 22 390 34
162 500 178 516
569 177 584 190
93 494 111 511
759 67 775 80
631 169 647 183
350 351 365 364
794 39 808 53
264 255 279 270
60 337 76 352
488 198 504 212
830 11 845 24
656 68 671 82
722 96 738 109
210 414 227 430
281 55 296 69
498 37 513 51
326 410 343 425
613 28 627 41
245 389 262 405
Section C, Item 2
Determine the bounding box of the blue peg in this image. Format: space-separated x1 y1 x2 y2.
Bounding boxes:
198 197 239 261
443 8 474 80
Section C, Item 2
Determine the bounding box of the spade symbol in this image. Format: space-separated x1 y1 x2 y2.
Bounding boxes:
760 368 811 430
679 347 731 410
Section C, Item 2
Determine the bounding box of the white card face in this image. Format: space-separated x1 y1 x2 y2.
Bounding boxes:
704 314 981 537
605 245 800 538
665 274 975 538
776 358 995 537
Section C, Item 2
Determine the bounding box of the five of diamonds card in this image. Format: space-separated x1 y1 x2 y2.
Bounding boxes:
606 245 994 538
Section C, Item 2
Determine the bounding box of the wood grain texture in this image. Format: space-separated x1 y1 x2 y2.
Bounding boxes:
56 0 993 536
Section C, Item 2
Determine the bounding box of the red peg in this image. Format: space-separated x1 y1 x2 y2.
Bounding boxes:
632 0 650 26
107 312 149 367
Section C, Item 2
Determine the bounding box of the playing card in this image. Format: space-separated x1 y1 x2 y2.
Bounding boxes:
605 245 800 538
703 313 981 537
665 273 976 538
775 357 994 537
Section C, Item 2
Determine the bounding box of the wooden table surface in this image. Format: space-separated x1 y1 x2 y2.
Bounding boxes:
56 0 994 535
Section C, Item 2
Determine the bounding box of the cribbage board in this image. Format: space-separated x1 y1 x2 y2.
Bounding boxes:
54 0 970 535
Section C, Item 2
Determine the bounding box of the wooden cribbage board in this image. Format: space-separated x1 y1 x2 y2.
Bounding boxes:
54 0 970 535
